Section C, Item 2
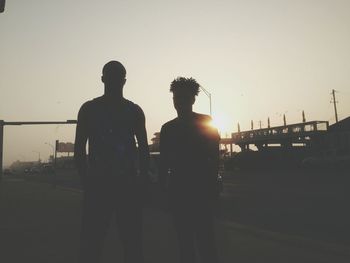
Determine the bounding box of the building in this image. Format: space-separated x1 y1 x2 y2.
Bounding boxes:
324 117 350 157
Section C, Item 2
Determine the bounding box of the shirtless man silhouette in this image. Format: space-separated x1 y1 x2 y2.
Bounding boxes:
74 61 149 263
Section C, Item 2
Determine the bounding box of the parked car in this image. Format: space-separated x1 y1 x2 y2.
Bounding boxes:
3 169 13 176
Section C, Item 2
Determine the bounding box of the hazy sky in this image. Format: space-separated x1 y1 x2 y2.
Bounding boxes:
1 0 350 165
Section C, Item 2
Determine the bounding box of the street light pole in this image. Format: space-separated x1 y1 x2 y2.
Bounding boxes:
199 85 212 116
45 142 57 188
45 142 55 163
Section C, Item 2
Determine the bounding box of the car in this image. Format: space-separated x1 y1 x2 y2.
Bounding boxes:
42 164 54 173
3 169 13 176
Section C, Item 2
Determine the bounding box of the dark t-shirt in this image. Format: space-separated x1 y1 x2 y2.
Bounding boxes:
160 113 220 200
79 96 142 177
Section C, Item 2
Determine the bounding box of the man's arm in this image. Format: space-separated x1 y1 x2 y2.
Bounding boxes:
205 118 221 198
209 126 220 174
159 125 170 190
134 105 150 180
74 104 89 188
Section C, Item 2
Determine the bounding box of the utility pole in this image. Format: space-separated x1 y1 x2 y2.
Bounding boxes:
45 142 55 163
53 140 59 188
331 89 339 123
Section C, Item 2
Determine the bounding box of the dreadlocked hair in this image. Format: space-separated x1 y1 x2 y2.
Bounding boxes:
170 77 200 96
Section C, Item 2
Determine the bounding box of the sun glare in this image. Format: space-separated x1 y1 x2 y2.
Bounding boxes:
209 113 231 136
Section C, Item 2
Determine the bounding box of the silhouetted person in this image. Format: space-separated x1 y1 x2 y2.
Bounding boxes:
159 77 220 263
74 61 150 263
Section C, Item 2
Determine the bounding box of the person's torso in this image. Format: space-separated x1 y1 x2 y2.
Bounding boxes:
163 113 218 181
86 97 138 176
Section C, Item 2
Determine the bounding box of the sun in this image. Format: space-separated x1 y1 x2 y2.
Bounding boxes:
209 113 230 135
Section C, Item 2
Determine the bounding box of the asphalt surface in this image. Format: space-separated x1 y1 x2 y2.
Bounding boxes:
1 177 350 262
219 168 350 246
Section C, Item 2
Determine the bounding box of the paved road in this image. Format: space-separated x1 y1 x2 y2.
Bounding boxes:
1 179 350 263
219 169 350 246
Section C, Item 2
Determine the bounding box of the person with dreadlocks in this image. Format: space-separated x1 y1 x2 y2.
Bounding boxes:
159 77 220 263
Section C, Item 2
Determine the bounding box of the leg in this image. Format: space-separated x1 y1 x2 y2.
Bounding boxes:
195 207 219 263
79 188 113 263
172 209 196 263
115 195 144 263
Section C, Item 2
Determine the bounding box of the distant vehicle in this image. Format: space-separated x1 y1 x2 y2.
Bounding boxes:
24 167 41 175
30 167 41 174
3 169 13 176
42 164 54 173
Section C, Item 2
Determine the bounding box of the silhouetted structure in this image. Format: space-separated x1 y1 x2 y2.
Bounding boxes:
74 61 150 263
323 117 350 157
0 120 76 181
160 77 220 263
222 117 350 169
149 132 160 152
231 120 329 151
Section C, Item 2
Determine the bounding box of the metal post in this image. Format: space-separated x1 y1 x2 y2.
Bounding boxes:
0 120 4 181
332 89 339 123
209 93 212 116
199 85 212 116
53 140 58 188
45 142 55 163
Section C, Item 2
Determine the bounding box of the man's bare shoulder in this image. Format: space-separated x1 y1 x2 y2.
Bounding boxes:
161 118 178 132
194 112 212 122
126 100 143 114
194 112 220 139
78 96 103 114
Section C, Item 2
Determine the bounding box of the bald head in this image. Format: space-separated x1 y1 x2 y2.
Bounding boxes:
102 61 126 78
101 61 127 96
